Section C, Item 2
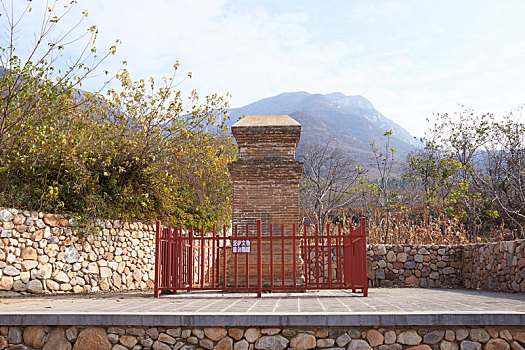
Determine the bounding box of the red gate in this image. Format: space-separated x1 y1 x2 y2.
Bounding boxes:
154 219 368 297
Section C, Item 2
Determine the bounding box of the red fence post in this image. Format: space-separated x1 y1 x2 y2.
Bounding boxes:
270 224 274 289
257 219 262 298
223 225 227 289
361 217 368 297
281 224 285 288
351 222 357 293
175 227 180 293
233 225 238 288
168 226 174 293
343 221 351 287
188 226 194 290
327 222 332 287
337 222 342 287
200 226 205 289
212 225 216 288
154 221 161 297
245 224 249 288
315 224 319 288
303 223 309 289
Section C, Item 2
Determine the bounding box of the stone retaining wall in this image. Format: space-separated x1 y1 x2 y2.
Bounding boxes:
0 208 155 294
463 240 525 293
1 207 524 295
1 325 524 350
366 244 463 289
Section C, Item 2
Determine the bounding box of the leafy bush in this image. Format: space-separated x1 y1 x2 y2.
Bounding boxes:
0 1 234 228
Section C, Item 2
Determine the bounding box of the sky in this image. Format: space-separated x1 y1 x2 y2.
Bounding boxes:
6 0 525 137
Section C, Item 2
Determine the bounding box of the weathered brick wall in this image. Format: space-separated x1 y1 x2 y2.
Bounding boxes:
228 164 303 234
227 115 304 286
234 125 300 160
228 115 303 235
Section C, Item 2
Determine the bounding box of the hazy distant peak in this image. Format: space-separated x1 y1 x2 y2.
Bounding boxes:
323 93 375 110
262 91 375 111
226 91 417 163
279 91 310 97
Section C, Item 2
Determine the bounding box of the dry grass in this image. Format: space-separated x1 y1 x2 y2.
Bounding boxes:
365 208 504 245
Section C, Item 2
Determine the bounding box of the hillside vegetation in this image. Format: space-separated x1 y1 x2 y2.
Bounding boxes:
300 109 525 243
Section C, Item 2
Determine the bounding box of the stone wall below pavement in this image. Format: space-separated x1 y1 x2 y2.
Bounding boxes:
0 208 155 294
1 325 524 350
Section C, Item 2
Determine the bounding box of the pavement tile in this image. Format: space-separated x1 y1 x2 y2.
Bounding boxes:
0 288 524 315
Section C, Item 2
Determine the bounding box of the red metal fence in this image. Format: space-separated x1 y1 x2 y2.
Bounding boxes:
154 219 368 297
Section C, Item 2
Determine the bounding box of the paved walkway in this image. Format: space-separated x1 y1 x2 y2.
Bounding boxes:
1 288 524 313
1 288 524 326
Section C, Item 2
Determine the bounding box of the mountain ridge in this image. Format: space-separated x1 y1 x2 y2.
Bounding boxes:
226 92 417 163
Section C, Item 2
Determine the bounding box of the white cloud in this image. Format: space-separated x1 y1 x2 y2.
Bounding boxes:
4 0 525 137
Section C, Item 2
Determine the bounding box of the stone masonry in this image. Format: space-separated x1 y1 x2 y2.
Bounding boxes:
366 244 463 289
1 206 525 294
1 325 524 350
463 240 525 292
0 208 155 295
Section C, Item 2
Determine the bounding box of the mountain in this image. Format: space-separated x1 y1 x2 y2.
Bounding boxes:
226 92 418 165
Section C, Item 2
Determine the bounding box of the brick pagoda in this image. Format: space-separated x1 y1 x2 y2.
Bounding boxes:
228 115 304 286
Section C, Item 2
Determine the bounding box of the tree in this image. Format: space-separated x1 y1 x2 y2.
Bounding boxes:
369 130 400 242
405 108 524 240
0 0 235 228
478 108 525 238
0 0 119 211
0 0 119 145
298 140 365 229
423 110 490 237
406 125 458 219
99 68 234 226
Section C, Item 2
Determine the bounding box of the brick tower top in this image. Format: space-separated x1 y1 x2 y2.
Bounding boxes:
231 115 301 161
